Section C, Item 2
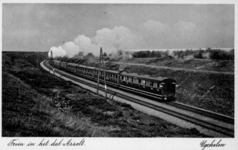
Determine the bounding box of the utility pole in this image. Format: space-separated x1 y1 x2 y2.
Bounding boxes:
102 49 107 98
96 48 101 94
96 47 107 98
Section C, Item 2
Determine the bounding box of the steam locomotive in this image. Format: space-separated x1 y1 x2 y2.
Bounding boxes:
50 60 176 101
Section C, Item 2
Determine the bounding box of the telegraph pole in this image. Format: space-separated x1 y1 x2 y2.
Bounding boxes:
102 50 107 98
96 47 107 98
96 48 101 94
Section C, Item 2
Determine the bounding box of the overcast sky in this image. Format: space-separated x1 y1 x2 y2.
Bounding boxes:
3 4 234 54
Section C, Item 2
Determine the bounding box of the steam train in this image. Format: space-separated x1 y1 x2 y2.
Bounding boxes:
50 60 176 101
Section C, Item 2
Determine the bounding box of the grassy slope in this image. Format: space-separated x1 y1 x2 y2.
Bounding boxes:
2 52 206 137
121 57 234 73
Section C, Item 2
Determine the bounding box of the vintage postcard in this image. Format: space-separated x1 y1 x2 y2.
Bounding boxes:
1 0 237 150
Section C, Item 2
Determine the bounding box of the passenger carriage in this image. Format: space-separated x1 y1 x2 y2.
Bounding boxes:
51 60 176 101
120 72 176 101
66 63 77 73
83 66 95 77
60 61 67 69
53 60 61 68
105 70 119 83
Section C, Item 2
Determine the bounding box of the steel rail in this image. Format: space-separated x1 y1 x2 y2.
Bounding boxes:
168 102 234 124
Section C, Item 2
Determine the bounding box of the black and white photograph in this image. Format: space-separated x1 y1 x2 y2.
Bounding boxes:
1 0 237 150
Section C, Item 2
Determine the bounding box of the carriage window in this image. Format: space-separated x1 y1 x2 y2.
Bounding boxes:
153 82 158 88
141 80 145 85
135 78 137 82
128 78 132 82
145 80 148 86
146 81 151 86
133 78 138 83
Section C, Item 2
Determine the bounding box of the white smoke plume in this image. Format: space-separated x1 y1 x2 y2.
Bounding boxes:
48 46 66 58
49 26 144 58
49 19 198 58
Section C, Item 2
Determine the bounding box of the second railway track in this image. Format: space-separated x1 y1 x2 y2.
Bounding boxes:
41 60 234 137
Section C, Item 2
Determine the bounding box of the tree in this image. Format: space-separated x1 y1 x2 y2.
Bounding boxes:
87 53 94 57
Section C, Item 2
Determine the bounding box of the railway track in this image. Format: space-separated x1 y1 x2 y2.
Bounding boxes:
42 60 234 137
168 102 234 124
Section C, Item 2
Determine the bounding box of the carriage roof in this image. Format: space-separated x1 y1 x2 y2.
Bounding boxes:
67 63 78 67
105 70 119 74
61 61 175 82
120 72 170 82
77 65 95 70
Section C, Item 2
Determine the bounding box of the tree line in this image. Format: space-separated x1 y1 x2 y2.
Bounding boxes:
131 48 234 60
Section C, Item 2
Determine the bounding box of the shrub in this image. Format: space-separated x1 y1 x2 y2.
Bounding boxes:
208 49 234 60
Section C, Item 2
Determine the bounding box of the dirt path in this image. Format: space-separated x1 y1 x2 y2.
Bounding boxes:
113 62 234 75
